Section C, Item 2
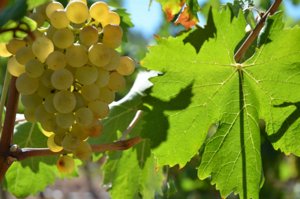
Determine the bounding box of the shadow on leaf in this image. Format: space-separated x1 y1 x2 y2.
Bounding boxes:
267 102 300 143
141 82 194 149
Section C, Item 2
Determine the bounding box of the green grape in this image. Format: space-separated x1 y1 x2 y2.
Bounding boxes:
46 51 66 70
15 46 35 65
74 92 86 110
6 38 26 55
116 56 135 76
46 1 64 19
75 107 94 127
7 56 25 77
56 112 75 129
65 44 88 67
32 36 54 62
51 68 73 90
81 83 99 101
49 10 70 29
88 100 109 118
40 69 54 88
73 140 92 161
0 43 11 57
52 28 74 49
24 108 36 122
89 1 109 22
44 94 57 113
83 120 103 137
53 90 76 113
95 68 109 87
79 26 98 46
103 48 120 71
101 11 120 27
61 133 80 151
88 43 111 67
107 71 125 91
75 65 98 85
103 25 123 49
65 0 89 24
70 123 89 140
37 81 53 98
21 94 43 109
35 105 57 131
16 73 39 95
98 87 115 103
25 59 44 78
56 155 75 174
47 134 63 152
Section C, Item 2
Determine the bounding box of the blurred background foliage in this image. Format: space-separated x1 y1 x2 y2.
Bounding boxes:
0 0 300 198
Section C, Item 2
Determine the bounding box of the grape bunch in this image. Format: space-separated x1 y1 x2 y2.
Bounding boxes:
5 0 135 172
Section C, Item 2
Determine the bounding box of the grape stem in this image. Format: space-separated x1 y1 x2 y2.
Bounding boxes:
234 0 282 63
9 137 143 161
0 77 19 182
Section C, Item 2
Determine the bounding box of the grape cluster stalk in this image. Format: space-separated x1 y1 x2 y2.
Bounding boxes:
2 0 135 173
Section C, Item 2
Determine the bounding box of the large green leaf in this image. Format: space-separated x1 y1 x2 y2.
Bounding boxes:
142 6 300 199
4 122 59 198
104 141 163 199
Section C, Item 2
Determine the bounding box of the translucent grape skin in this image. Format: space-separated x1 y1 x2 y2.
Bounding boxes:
53 90 76 113
56 155 75 173
89 1 109 22
52 28 74 49
65 0 90 24
51 68 73 90
47 134 63 152
88 43 111 67
32 36 54 62
66 44 88 67
49 9 70 29
116 56 135 76
79 26 98 46
16 73 39 95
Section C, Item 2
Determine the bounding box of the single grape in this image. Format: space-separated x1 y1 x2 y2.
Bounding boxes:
75 65 98 85
0 43 11 57
95 68 109 87
46 51 67 70
56 155 75 173
75 107 94 127
16 73 39 95
79 26 98 46
44 94 57 113
47 134 63 152
98 87 115 103
32 36 54 62
103 48 120 71
46 1 64 19
6 38 26 54
107 71 126 91
88 100 109 118
40 69 54 88
15 46 35 65
73 140 92 161
89 1 109 22
51 68 74 90
56 112 75 129
69 123 89 140
53 90 76 113
61 133 80 151
65 0 89 24
88 43 111 67
65 44 88 67
49 9 70 29
25 59 44 78
21 94 43 109
81 84 99 101
101 11 120 27
103 25 123 49
116 56 135 76
52 28 74 49
7 56 25 77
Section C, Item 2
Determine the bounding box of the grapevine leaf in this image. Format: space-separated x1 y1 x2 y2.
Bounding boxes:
141 7 300 199
26 0 49 10
4 122 59 198
103 141 163 199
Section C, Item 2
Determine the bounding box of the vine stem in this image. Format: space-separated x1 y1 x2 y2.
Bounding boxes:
0 77 19 182
0 69 11 132
234 0 282 63
10 137 143 161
